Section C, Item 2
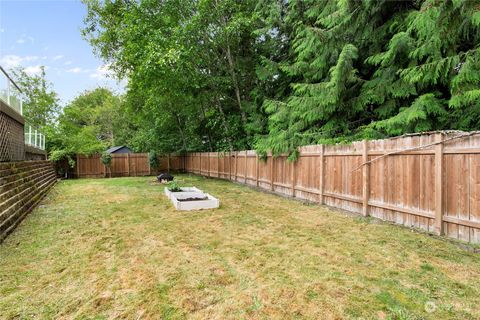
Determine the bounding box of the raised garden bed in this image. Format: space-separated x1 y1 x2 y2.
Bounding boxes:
164 187 219 210
164 186 202 199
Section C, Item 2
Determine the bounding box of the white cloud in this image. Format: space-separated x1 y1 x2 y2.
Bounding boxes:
0 55 23 68
0 28 4 33
24 65 45 76
52 55 64 61
66 67 85 73
64 60 72 65
16 34 34 45
90 64 113 80
0 55 39 69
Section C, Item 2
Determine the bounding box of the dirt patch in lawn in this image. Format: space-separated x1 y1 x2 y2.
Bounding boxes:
0 175 479 319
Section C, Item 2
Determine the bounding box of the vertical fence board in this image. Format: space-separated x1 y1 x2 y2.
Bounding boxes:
435 134 444 235
362 140 369 216
470 152 480 243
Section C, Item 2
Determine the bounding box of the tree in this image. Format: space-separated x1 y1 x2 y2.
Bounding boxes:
12 66 60 128
81 0 480 158
48 88 122 165
82 0 263 153
256 0 480 157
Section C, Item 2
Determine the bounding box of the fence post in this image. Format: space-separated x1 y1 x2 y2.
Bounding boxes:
292 157 297 197
167 153 171 173
435 133 444 236
127 153 130 176
148 155 152 175
362 140 370 217
207 152 210 177
319 145 324 204
76 154 80 178
229 151 232 180
217 152 220 177
183 153 186 173
270 154 274 191
244 151 247 184
235 151 238 181
256 152 259 187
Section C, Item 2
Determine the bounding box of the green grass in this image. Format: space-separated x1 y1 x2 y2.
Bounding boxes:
1 175 479 319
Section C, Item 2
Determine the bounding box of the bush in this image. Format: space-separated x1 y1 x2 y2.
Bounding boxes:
100 152 112 166
149 151 160 169
167 181 182 192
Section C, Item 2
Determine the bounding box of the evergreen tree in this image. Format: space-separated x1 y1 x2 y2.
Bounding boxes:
81 0 480 157
256 0 480 157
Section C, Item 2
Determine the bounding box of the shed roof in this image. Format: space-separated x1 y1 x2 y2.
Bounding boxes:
106 146 128 154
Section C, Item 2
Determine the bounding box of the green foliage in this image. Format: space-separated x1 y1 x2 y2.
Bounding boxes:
167 181 181 192
47 88 122 162
82 0 263 153
148 151 160 169
11 66 60 128
100 152 112 166
255 0 480 155
373 93 448 136
49 150 76 168
79 0 480 157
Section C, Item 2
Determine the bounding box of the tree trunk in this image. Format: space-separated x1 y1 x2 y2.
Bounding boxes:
215 96 234 150
173 111 188 152
199 104 214 151
225 43 248 125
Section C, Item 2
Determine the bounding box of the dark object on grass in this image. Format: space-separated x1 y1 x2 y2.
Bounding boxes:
157 173 174 183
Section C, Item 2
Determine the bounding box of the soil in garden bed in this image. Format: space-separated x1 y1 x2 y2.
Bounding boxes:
177 196 209 202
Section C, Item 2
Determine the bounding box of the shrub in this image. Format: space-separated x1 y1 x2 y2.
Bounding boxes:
149 151 160 169
100 152 112 166
167 181 182 192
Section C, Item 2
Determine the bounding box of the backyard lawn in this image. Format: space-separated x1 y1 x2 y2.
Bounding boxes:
1 175 479 319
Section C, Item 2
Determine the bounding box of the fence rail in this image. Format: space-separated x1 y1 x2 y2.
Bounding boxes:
184 132 480 244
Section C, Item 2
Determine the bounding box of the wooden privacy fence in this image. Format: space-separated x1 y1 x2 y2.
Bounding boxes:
75 153 184 178
184 132 480 244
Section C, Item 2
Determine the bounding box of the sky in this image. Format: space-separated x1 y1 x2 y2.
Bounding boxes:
0 0 125 104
